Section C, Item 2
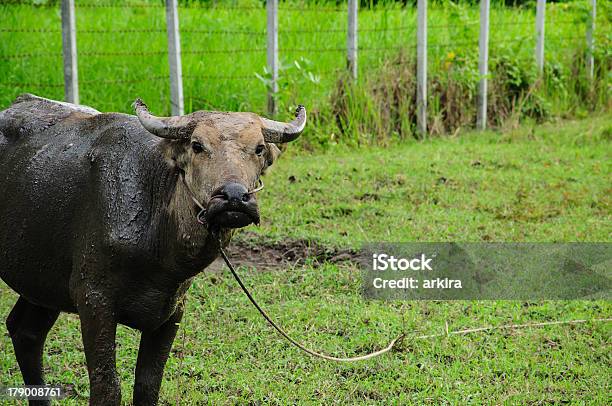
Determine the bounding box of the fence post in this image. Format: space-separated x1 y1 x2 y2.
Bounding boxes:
416 0 427 135
535 0 546 73
61 0 78 103
586 0 596 80
477 0 490 130
267 0 279 117
166 0 184 116
347 0 358 80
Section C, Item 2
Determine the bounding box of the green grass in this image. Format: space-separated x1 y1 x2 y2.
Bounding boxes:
0 116 610 404
0 0 609 145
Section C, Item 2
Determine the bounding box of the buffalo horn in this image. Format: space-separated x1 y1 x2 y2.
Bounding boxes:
260 105 306 143
133 98 194 139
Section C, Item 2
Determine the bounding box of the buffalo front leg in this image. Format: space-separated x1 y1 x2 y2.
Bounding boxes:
6 296 59 406
77 293 121 406
133 303 184 406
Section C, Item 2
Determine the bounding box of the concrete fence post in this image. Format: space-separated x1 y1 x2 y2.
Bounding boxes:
266 0 279 116
416 0 427 135
586 0 596 80
166 0 184 115
61 0 79 103
477 0 490 130
535 0 546 73
347 0 358 80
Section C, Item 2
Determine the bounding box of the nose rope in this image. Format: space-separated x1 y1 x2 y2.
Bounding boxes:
180 173 206 212
178 172 264 226
247 180 265 194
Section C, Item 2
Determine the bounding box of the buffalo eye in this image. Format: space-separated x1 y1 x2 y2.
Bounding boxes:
255 144 265 156
191 141 204 154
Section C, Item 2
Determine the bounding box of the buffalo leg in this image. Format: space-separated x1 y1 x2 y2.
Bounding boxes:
6 296 59 406
77 295 121 406
133 303 184 406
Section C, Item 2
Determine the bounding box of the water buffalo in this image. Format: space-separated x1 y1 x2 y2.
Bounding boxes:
0 94 306 405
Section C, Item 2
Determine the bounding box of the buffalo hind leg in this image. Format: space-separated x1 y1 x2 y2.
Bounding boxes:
133 303 184 406
6 296 60 406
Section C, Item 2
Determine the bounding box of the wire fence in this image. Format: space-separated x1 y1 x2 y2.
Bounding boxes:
0 0 604 129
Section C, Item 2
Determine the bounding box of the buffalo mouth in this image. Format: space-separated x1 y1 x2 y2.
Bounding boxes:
204 197 260 229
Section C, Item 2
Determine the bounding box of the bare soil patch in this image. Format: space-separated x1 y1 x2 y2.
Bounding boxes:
207 235 359 272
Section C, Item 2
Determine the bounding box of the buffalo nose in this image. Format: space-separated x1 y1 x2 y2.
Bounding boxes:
218 182 251 204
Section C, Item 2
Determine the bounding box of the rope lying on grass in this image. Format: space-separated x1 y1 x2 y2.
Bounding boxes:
218 246 611 362
413 318 612 340
219 247 405 362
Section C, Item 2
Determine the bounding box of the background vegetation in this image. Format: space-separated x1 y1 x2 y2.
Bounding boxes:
1 0 609 148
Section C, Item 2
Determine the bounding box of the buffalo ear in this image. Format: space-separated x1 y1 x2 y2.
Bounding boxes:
263 143 281 172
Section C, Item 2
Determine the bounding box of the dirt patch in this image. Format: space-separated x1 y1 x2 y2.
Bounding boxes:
207 236 360 272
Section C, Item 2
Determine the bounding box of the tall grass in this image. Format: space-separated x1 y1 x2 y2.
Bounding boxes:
0 0 609 148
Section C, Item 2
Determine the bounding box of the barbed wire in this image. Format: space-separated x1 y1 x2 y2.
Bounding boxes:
489 35 584 45
484 20 580 28
281 47 345 53
4 36 591 61
355 41 482 50
279 7 346 13
183 48 266 55
85 76 168 85
75 3 163 9
2 76 168 89
429 21 479 29
6 26 575 37
180 28 265 35
1 52 62 60
2 82 64 88
184 74 256 81
68 48 267 58
64 3 337 12
547 20 583 26
426 20 578 29
362 26 414 33
3 34 592 60
0 27 267 35
361 46 411 53
431 40 478 48
0 28 60 33
0 27 416 35
79 50 166 57
3 2 350 12
77 28 165 34
1 23 580 36
280 28 346 34
483 21 532 28
67 3 249 11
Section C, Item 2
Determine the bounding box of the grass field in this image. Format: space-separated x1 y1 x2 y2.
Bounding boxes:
1 0 609 145
0 116 610 404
